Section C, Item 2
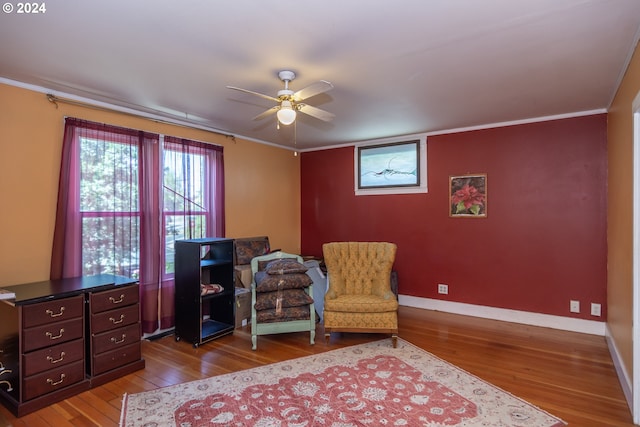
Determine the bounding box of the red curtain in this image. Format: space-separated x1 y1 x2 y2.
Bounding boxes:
51 118 225 334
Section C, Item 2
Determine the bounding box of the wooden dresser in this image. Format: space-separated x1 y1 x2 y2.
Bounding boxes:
0 275 145 417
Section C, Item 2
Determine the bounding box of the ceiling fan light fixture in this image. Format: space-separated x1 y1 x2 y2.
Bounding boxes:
277 100 297 125
228 70 333 125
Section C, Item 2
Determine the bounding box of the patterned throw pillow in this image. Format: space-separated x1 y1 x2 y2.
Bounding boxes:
265 259 308 275
254 288 314 311
255 305 311 323
256 257 296 271
254 271 312 292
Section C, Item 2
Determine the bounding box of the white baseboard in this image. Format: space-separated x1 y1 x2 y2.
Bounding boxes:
605 324 634 415
398 295 606 336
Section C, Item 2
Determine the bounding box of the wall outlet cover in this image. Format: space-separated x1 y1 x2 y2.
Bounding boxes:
570 300 580 313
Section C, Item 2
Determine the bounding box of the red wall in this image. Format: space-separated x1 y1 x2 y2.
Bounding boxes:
301 115 607 320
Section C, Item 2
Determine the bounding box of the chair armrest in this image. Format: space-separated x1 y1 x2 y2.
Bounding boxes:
382 291 396 300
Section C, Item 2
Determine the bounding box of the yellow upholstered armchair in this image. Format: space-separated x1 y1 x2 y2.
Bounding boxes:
322 242 399 347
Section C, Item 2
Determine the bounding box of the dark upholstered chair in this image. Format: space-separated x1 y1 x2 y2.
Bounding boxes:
233 236 271 288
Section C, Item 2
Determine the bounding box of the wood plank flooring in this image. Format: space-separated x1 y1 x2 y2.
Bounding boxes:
0 306 634 426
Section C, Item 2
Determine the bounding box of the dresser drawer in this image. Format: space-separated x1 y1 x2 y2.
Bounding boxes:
92 323 141 355
22 295 84 329
91 304 139 334
92 342 140 376
90 285 139 314
22 360 85 401
22 339 84 377
23 317 84 353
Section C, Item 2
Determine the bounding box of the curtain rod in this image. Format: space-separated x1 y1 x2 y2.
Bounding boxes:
45 93 235 142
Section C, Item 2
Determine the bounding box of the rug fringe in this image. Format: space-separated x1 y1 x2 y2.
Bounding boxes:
119 393 128 427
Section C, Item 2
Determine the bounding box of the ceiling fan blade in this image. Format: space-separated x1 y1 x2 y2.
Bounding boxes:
227 86 280 102
298 104 335 122
252 106 279 121
293 80 333 102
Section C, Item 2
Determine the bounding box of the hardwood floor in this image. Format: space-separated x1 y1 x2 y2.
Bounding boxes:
0 306 634 426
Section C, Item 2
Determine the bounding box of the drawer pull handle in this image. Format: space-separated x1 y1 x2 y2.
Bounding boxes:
47 374 65 386
47 352 66 364
109 294 125 304
0 380 12 392
46 329 65 340
109 314 125 324
45 307 65 318
111 334 126 344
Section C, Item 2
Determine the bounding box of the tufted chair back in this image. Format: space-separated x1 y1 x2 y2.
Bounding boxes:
323 242 396 299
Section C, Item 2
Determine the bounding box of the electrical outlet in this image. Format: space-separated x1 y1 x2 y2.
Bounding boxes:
591 303 601 317
438 284 448 294
570 300 580 313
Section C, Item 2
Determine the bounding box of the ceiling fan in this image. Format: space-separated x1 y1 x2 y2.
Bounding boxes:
227 70 334 126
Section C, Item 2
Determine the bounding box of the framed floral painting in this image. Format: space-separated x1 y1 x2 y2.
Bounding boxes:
449 174 487 218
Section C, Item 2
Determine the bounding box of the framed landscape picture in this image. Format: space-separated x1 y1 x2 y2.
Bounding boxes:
449 174 487 218
357 140 420 189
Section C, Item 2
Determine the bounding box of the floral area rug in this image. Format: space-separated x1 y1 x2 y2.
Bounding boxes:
120 338 565 426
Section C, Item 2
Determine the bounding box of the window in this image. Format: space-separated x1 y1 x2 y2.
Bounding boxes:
51 118 225 333
162 136 220 276
79 135 141 279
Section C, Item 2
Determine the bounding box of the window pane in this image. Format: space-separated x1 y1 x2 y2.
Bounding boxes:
82 215 140 279
80 137 139 211
163 149 205 212
164 214 206 274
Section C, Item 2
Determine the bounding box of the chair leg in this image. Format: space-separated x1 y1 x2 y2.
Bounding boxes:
392 334 398 348
325 332 331 345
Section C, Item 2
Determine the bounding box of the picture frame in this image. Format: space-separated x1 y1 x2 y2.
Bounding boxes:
357 139 420 189
449 174 487 218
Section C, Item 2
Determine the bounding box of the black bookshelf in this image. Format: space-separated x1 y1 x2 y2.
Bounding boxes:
174 238 235 347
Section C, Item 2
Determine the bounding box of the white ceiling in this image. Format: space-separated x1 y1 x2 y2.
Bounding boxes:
1 0 639 150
